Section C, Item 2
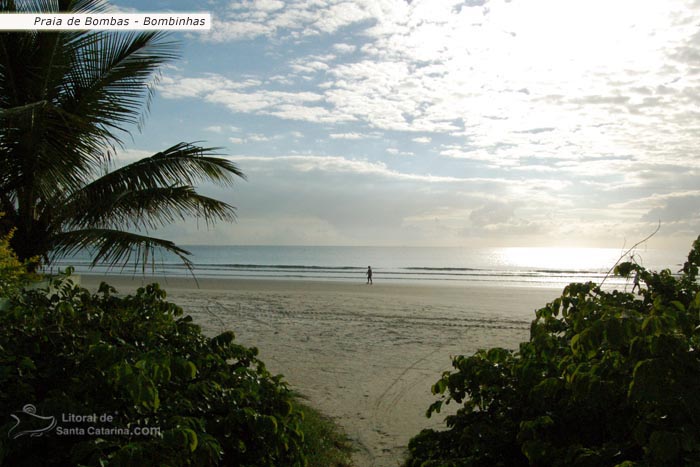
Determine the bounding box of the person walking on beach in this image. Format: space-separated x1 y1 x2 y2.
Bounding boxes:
366 266 373 285
632 270 641 294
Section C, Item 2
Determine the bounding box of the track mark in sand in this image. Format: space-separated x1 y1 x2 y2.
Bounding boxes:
365 349 445 466
210 300 280 333
202 300 229 333
247 305 529 331
374 345 445 415
348 436 374 467
183 292 530 333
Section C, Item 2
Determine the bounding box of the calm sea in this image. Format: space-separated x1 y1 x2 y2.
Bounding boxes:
50 245 687 289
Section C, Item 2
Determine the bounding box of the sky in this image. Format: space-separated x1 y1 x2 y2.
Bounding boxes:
110 0 700 251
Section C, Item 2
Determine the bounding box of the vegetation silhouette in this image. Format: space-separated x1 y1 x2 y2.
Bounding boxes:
0 0 244 271
406 236 700 467
0 273 306 466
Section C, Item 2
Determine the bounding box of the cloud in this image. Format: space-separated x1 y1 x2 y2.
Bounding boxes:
412 136 432 143
314 2 375 33
157 75 261 99
235 155 470 183
333 43 357 54
290 56 333 74
174 0 700 167
232 155 576 209
158 73 360 124
610 191 700 222
644 196 700 222
633 192 700 238
191 0 700 152
469 201 516 227
329 132 365 139
206 89 324 112
228 216 349 245
150 0 700 249
252 0 286 12
207 0 378 42
248 134 271 142
208 20 273 41
114 149 153 163
386 148 414 156
221 153 558 246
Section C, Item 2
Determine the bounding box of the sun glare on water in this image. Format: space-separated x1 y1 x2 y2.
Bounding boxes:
496 247 623 272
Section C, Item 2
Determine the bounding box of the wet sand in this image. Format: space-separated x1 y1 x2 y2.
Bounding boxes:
81 275 562 467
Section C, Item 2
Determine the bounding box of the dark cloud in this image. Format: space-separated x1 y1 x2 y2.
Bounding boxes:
642 195 700 224
630 86 653 96
570 95 631 106
516 127 555 134
655 84 676 95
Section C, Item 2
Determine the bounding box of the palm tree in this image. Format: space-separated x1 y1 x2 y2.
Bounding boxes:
0 0 245 271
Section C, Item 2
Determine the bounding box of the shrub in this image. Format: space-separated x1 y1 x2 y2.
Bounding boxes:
406 237 700 467
0 275 305 466
0 225 37 299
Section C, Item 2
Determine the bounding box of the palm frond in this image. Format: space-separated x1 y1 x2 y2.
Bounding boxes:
0 191 16 219
60 185 237 231
0 102 111 195
78 143 246 197
69 0 111 14
51 228 193 272
0 4 178 197
0 100 48 118
64 30 179 142
0 1 245 271
0 32 108 197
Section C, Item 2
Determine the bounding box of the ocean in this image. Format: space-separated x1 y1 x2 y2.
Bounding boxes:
49 245 687 290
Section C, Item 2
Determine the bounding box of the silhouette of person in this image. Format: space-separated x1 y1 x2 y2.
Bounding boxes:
632 270 641 294
366 266 373 285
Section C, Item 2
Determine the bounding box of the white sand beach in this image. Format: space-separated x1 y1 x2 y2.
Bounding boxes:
81 275 562 467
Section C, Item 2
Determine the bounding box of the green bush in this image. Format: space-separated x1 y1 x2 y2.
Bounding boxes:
0 275 305 466
407 237 700 467
0 225 37 299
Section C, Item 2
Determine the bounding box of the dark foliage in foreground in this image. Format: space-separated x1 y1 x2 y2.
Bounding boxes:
0 275 305 466
406 237 700 467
